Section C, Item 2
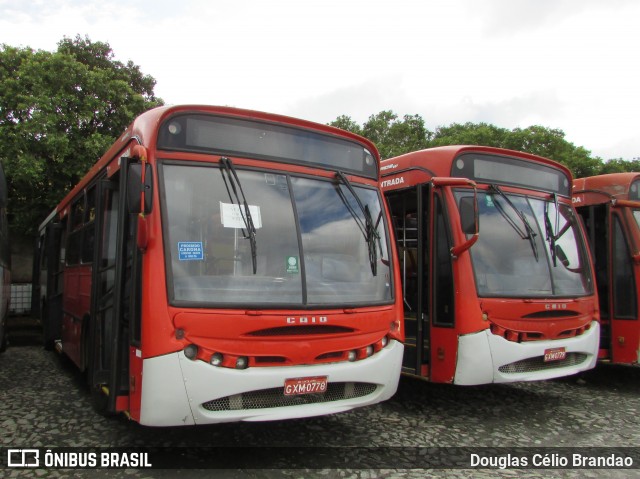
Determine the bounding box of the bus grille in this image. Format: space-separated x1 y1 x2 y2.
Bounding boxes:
498 353 588 374
201 382 378 412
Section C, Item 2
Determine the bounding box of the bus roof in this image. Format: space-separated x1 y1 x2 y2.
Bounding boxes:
573 172 640 199
380 145 570 179
51 105 380 221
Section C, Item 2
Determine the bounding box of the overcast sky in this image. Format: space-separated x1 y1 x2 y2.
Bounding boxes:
1 0 638 161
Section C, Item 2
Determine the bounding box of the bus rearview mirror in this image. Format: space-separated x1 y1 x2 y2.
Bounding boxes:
459 196 478 235
127 163 153 215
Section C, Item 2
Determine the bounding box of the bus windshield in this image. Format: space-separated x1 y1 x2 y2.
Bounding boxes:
455 190 592 298
161 162 392 307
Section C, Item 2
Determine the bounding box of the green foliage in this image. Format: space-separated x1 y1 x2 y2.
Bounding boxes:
0 35 163 236
599 158 640 174
329 112 639 179
329 115 362 136
330 111 432 160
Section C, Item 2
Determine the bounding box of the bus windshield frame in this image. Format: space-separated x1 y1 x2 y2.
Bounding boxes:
452 153 571 197
158 160 393 309
157 113 378 180
454 188 593 299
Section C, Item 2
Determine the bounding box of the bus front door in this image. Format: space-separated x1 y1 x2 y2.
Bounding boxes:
428 189 457 383
387 186 430 377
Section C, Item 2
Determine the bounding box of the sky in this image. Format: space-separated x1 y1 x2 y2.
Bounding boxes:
1 0 638 161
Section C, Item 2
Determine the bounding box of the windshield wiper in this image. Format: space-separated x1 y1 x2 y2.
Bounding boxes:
489 184 539 261
544 193 562 267
219 157 257 274
335 171 380 276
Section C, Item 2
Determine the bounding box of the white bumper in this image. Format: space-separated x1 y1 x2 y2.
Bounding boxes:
139 340 403 426
454 321 600 385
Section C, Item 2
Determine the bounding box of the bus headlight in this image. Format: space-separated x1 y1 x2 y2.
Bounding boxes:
348 350 357 362
235 356 248 369
365 345 374 357
381 336 389 348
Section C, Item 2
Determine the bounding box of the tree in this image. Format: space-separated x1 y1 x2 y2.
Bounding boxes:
0 35 163 236
428 122 604 178
330 111 432 160
330 111 638 179
598 158 640 175
431 122 510 148
361 111 432 160
329 115 362 136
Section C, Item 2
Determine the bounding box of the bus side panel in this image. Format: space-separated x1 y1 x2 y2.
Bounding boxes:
62 265 92 368
128 346 143 421
610 319 639 363
429 326 458 383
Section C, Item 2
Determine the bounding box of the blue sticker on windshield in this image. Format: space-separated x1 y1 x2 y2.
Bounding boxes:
178 242 204 261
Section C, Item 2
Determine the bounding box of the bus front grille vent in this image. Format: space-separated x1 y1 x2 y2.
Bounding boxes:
247 325 354 337
201 382 377 412
498 353 588 374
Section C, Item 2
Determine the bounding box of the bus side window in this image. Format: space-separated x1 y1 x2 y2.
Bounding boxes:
613 216 637 319
82 185 96 263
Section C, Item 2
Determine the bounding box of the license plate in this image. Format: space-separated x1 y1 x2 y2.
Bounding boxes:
284 376 328 396
544 347 566 362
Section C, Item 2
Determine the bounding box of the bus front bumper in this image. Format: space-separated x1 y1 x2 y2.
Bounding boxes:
139 340 403 426
454 321 600 385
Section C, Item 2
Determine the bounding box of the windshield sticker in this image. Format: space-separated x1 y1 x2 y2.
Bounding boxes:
178 242 204 261
286 256 299 274
220 202 263 229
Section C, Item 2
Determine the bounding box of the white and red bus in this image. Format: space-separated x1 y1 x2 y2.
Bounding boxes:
381 145 599 384
34 105 404 426
573 173 640 365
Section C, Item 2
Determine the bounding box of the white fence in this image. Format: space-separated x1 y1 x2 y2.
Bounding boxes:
10 283 31 315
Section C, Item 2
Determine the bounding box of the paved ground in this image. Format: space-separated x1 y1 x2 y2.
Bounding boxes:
1 316 639 478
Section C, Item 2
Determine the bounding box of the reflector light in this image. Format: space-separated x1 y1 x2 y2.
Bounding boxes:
210 353 223 366
236 356 248 369
184 344 198 360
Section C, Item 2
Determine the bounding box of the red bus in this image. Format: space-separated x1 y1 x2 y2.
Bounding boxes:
573 173 640 364
34 105 404 426
381 146 599 384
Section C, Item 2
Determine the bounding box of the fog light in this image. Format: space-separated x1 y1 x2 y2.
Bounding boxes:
365 345 374 357
348 350 357 362
381 336 389 347
235 356 248 369
183 344 198 360
210 353 223 366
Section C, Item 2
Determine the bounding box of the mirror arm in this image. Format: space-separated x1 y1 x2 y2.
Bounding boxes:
451 234 479 259
132 145 149 252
